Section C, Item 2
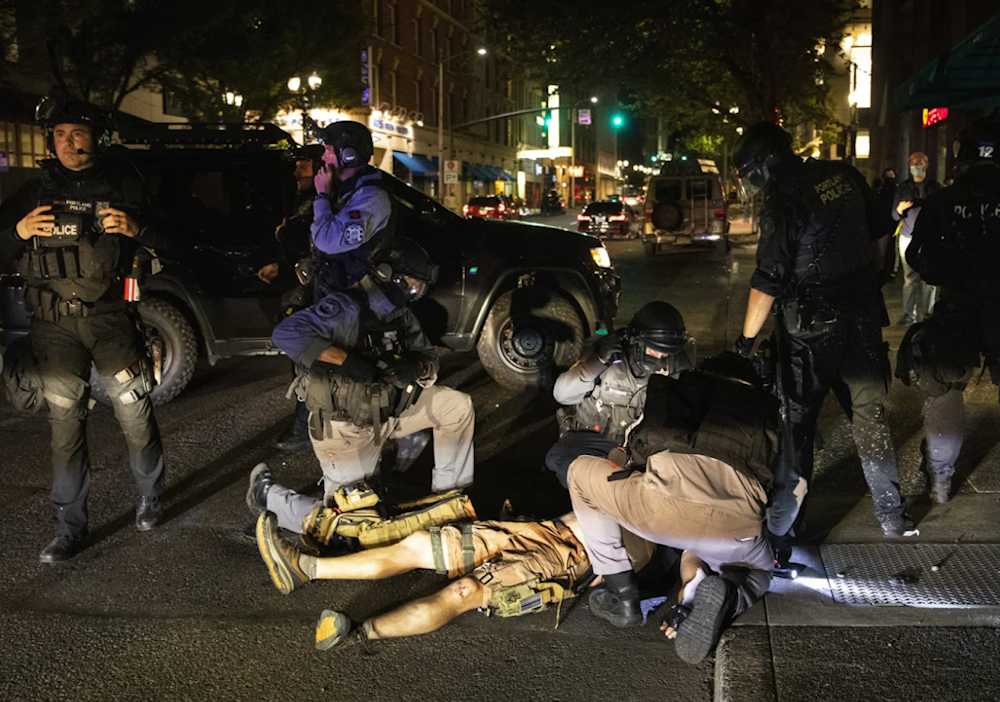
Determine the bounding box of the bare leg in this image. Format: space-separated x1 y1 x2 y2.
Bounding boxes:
366 576 487 639
314 531 436 580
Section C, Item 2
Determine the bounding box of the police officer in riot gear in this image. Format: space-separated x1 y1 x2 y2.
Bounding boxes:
546 301 691 487
731 121 911 548
0 94 167 562
307 121 394 298
900 114 1000 504
259 236 474 513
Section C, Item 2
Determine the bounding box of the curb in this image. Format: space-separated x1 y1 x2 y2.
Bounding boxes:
714 627 777 702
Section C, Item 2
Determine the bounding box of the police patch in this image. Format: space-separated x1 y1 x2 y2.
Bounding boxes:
761 215 776 237
344 222 366 245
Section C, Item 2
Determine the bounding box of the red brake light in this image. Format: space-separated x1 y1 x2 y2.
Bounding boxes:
577 214 591 221
609 214 626 221
714 210 726 219
498 203 506 211
644 211 651 222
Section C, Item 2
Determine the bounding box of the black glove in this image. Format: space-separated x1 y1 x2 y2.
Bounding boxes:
337 354 376 384
381 359 423 388
595 332 625 365
732 334 756 358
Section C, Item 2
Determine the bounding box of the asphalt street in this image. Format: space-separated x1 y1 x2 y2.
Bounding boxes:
1 214 999 702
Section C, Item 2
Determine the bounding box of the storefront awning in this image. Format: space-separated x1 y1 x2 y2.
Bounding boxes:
894 11 1000 110
463 163 492 181
392 151 438 175
482 165 516 182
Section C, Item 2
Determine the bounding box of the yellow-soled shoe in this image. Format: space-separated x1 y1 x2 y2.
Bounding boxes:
256 512 310 595
315 610 354 651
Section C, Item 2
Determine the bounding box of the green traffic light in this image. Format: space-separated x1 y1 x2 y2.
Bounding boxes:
612 115 623 127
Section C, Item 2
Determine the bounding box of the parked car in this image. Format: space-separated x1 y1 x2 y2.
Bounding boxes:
463 194 519 220
540 191 565 216
642 159 729 256
0 124 620 402
577 200 640 239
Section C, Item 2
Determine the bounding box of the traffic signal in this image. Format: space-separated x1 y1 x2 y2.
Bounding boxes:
612 114 624 127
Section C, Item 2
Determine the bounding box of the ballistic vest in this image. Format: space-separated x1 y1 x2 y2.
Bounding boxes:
629 371 779 489
574 362 647 444
17 161 137 304
767 159 875 299
313 168 395 298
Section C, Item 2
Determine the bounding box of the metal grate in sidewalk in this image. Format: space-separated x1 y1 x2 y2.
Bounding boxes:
821 543 1000 607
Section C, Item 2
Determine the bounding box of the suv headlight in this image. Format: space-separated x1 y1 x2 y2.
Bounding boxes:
590 246 612 268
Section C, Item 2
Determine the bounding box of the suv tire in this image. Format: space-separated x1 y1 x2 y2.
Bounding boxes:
477 288 584 388
652 201 684 231
89 298 198 407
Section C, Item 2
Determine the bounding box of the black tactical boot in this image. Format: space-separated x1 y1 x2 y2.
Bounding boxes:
246 462 275 517
275 404 311 452
589 570 642 628
39 534 89 564
135 496 163 531
674 576 738 664
882 513 919 538
920 443 952 504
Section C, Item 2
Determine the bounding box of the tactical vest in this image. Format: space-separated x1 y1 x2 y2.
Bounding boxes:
771 159 874 299
313 170 396 298
574 362 647 444
17 162 132 304
629 371 779 489
301 300 411 430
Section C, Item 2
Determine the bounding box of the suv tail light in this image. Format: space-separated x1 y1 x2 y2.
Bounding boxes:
577 214 592 221
498 203 506 212
463 204 470 215
609 214 626 221
714 210 726 220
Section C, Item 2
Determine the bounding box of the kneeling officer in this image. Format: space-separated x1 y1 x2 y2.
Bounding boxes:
0 93 168 562
546 301 690 487
270 237 475 498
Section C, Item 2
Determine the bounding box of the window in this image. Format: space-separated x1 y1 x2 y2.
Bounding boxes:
430 30 437 61
687 179 713 199
387 3 398 44
445 38 452 62
414 79 423 113
390 70 398 107
162 89 185 118
374 0 383 37
413 18 422 56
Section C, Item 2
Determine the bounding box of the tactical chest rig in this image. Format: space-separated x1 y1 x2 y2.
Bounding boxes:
19 164 133 317
627 372 778 489
302 302 418 439
570 362 646 443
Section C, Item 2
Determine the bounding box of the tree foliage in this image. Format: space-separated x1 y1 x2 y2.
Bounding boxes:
481 0 852 147
11 0 367 121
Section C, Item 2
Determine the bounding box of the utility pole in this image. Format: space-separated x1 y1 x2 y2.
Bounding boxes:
570 108 576 211
438 50 445 201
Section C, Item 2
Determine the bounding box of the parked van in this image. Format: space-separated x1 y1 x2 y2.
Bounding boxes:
642 159 729 256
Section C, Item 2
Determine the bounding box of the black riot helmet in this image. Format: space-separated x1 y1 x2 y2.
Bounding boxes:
371 236 439 306
315 120 374 171
624 301 688 377
34 91 112 153
953 112 1000 164
732 122 794 202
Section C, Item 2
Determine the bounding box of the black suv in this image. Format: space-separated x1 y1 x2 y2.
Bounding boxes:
0 124 620 404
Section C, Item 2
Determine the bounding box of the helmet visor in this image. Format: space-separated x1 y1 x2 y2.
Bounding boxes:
733 167 763 202
636 332 695 374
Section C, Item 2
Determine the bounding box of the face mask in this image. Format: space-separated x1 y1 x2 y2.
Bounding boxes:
910 165 926 179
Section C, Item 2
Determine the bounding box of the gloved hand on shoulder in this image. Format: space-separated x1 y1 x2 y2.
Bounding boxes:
336 354 376 384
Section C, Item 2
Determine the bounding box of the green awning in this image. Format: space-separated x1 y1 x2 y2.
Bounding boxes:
894 11 1000 111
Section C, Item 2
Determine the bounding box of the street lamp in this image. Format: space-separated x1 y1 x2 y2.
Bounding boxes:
569 96 598 210
438 46 487 203
288 74 323 142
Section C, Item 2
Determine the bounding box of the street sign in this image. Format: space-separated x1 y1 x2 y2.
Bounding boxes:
578 109 591 125
444 159 461 184
0 150 7 173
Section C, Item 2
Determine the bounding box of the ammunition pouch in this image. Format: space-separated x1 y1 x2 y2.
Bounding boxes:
303 488 476 549
303 366 394 438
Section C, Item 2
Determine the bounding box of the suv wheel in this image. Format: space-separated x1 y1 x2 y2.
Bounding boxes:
89 298 198 407
477 288 584 388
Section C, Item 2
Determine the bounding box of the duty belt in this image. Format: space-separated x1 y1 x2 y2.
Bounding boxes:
28 288 127 321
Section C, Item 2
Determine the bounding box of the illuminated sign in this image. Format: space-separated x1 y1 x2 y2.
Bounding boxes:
517 147 573 160
370 118 411 137
568 165 584 178
922 108 949 128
